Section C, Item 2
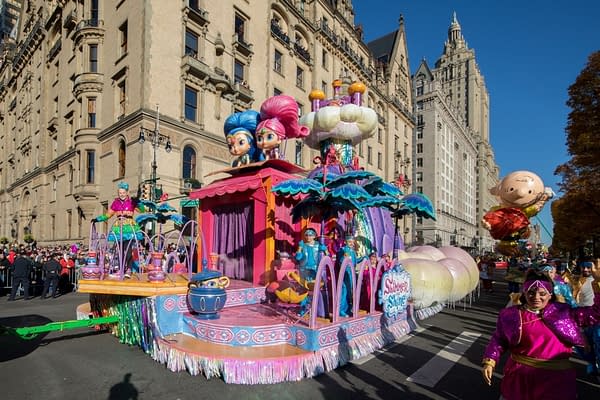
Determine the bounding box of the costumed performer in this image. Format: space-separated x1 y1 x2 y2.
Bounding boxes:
256 95 309 160
223 110 262 167
295 228 328 317
482 263 600 400
92 181 144 274
335 235 363 317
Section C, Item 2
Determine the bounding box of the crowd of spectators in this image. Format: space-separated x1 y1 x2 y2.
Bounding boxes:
0 241 86 300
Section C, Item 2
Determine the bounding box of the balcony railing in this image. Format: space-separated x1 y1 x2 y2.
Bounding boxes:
184 1 209 26
232 34 253 58
270 20 290 47
293 42 311 64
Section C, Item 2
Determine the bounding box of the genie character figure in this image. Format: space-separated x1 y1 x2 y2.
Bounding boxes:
223 110 262 167
256 95 309 160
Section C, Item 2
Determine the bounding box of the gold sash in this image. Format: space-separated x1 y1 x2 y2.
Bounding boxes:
511 353 573 370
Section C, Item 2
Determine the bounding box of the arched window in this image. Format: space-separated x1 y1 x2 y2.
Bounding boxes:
182 145 196 179
118 139 126 177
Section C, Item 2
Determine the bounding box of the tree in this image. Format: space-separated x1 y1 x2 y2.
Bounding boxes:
553 51 600 254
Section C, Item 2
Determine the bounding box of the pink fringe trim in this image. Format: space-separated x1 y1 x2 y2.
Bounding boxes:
149 319 412 384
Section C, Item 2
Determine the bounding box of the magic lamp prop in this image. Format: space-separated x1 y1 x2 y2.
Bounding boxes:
481 170 553 256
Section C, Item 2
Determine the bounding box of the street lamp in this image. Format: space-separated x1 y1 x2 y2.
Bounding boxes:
138 104 172 201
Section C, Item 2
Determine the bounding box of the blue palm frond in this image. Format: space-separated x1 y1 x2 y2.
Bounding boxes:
398 193 437 220
135 213 158 225
138 199 157 211
363 178 403 197
327 170 376 187
168 214 189 225
360 195 401 209
291 196 361 223
156 203 177 212
325 183 372 202
272 179 324 197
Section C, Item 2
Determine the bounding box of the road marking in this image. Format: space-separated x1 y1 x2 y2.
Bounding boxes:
406 331 481 387
350 326 426 366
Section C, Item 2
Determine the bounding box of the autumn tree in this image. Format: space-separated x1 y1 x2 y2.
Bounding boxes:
553 50 600 255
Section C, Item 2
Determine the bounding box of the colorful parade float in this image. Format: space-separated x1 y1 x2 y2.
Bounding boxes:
73 81 479 384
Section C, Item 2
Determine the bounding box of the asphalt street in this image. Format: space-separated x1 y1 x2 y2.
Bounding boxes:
1 276 599 400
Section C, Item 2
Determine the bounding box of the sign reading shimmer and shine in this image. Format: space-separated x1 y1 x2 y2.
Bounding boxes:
378 264 411 319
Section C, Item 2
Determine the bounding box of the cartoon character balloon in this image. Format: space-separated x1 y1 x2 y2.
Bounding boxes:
223 110 263 167
256 95 309 160
482 170 553 256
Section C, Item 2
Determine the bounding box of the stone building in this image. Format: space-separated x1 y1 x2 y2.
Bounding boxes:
412 13 499 254
0 0 414 245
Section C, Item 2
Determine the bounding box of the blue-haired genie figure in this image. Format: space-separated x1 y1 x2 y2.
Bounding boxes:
224 110 263 167
92 181 144 274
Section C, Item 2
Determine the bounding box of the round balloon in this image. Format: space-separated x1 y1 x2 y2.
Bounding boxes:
438 258 472 302
438 246 479 291
399 258 453 309
407 245 446 261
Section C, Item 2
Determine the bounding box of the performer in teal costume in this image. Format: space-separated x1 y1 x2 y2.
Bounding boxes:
335 235 361 317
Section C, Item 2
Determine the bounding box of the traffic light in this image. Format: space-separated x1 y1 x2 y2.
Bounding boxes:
141 183 151 200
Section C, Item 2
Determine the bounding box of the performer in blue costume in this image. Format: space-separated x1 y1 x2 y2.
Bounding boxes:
335 235 361 317
295 228 328 317
295 228 327 281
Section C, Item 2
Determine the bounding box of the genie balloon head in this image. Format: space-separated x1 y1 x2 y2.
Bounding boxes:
223 110 261 164
490 170 546 208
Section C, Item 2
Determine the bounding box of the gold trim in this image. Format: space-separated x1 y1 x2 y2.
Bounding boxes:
511 353 572 370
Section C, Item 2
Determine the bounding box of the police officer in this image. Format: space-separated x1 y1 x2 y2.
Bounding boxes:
41 253 61 299
8 250 32 301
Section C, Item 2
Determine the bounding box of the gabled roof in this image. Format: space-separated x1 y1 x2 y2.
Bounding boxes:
367 30 397 64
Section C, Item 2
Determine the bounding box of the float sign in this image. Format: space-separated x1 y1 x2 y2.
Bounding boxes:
378 264 411 319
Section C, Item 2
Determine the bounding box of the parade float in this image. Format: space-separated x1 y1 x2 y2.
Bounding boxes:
63 82 480 384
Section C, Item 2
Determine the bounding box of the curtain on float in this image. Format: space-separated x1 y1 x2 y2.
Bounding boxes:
212 202 253 281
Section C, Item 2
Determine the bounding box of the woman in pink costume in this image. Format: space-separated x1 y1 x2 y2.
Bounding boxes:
255 95 309 160
482 262 600 399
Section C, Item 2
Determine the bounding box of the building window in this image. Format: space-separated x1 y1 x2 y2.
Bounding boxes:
87 97 96 128
234 59 245 84
416 186 423 193
297 102 304 117
53 176 58 201
118 140 126 178
416 127 423 139
321 80 327 96
322 49 328 69
377 128 383 143
377 152 382 170
86 150 95 184
89 44 98 72
273 87 282 96
235 14 246 42
417 115 424 125
185 29 198 57
296 66 304 88
90 0 99 24
274 49 282 73
367 146 372 164
118 80 126 116
416 143 423 153
295 141 303 165
184 86 198 122
417 157 423 167
358 142 363 157
119 21 128 56
416 172 423 182
416 85 423 96
416 101 423 111
182 145 197 179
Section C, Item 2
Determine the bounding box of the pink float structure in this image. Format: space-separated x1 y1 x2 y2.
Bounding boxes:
76 83 469 384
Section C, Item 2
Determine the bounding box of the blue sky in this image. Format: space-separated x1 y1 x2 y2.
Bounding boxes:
353 0 600 244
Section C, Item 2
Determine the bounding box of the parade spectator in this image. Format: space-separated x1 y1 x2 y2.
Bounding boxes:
479 256 495 293
482 263 600 399
0 252 10 296
8 250 32 301
58 253 75 296
41 253 61 299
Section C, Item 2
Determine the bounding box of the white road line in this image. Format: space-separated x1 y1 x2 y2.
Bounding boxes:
406 331 481 387
351 327 426 366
